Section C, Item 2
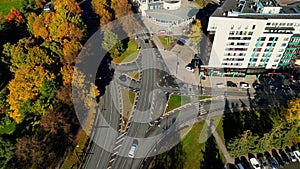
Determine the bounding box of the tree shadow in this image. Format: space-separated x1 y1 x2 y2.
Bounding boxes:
199 122 224 169
151 127 186 169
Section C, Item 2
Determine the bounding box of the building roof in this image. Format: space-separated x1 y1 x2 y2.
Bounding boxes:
145 6 199 21
211 0 300 19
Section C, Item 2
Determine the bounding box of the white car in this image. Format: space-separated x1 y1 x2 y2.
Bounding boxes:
293 150 300 162
216 83 225 88
288 151 297 162
241 83 251 89
185 66 195 72
249 158 261 169
128 143 138 158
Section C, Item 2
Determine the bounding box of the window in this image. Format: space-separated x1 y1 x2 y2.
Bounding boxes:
283 37 289 41
255 48 262 52
274 59 279 62
248 31 253 35
267 22 271 26
279 23 286 26
276 54 282 57
269 37 278 41
267 43 276 46
264 48 274 52
252 25 256 29
231 25 234 29
278 48 284 52
243 31 247 35
229 31 234 35
281 43 287 47
260 37 266 41
287 23 293 26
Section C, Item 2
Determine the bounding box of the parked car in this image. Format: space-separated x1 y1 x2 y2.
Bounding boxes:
279 149 290 164
293 150 300 162
249 157 260 169
265 151 278 169
240 156 251 169
272 149 284 168
177 40 185 45
216 83 225 88
285 147 297 162
234 158 244 169
240 82 250 89
257 153 268 169
227 81 237 87
280 84 290 90
253 84 264 90
119 75 126 81
128 142 138 158
185 65 194 72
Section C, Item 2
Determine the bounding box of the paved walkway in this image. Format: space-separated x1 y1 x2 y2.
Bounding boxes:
206 120 234 164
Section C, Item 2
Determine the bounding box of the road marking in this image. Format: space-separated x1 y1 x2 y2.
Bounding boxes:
113 144 122 151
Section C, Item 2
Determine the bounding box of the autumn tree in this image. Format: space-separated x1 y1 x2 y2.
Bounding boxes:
3 38 54 72
92 0 113 27
5 7 26 26
62 40 82 64
111 0 132 19
32 15 49 39
7 66 55 123
282 97 300 122
189 19 202 52
57 22 84 41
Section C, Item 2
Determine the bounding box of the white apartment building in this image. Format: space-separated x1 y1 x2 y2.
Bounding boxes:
206 0 300 74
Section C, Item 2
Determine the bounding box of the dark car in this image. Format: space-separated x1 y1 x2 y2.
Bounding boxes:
279 149 290 164
227 81 237 87
290 84 300 90
177 40 185 45
285 146 297 162
240 156 251 169
253 84 264 90
272 149 284 168
257 153 269 169
119 75 126 81
265 151 278 169
144 39 149 43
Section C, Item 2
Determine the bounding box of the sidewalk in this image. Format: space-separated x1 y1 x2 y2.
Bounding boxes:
206 120 234 164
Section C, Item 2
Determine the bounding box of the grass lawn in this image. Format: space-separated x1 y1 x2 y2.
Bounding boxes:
181 121 206 169
198 96 212 100
158 36 177 49
113 40 138 64
165 94 191 113
121 89 136 119
149 121 226 169
0 0 22 15
212 116 225 145
126 71 140 81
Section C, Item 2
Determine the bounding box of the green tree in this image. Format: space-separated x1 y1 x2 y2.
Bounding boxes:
21 0 40 16
102 30 118 51
0 136 15 169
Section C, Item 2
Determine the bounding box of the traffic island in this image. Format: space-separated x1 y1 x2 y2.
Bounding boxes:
120 89 136 132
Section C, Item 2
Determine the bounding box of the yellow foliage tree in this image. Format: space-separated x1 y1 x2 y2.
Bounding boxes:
7 66 55 123
282 97 300 122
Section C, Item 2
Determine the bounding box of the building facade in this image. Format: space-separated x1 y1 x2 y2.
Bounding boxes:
133 0 198 27
205 0 300 74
